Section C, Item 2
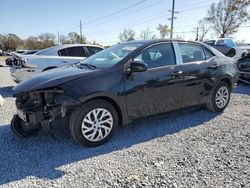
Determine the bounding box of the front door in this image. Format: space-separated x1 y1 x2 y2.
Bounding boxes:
125 43 183 120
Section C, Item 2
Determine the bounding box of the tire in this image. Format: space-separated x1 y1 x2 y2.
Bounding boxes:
11 115 38 138
69 99 119 147
207 81 231 112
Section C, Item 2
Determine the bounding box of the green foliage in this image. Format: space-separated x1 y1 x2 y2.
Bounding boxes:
119 29 136 42
205 0 250 37
0 34 23 51
157 24 170 39
64 32 86 44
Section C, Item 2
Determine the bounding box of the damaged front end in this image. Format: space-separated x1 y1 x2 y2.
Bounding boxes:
11 88 80 138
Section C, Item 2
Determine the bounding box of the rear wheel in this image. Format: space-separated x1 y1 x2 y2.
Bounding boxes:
207 81 231 112
69 99 118 147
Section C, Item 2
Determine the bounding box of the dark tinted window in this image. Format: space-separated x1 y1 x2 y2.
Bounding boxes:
66 47 86 57
179 43 206 63
58 49 67 56
135 43 176 69
87 47 103 56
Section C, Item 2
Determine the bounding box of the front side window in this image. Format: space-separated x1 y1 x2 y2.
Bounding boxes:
179 43 206 63
58 49 67 56
134 43 176 69
66 47 86 57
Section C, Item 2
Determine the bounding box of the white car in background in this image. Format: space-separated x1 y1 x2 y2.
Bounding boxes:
204 38 247 61
10 44 103 83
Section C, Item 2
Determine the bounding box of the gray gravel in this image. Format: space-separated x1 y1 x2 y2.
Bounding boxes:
0 60 249 188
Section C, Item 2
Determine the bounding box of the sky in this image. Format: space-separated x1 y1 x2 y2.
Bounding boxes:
0 0 249 46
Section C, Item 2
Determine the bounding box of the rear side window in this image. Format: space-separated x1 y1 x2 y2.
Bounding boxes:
87 47 103 56
66 47 86 57
58 49 67 56
179 43 206 63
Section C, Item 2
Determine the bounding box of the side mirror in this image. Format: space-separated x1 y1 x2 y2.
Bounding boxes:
129 61 148 73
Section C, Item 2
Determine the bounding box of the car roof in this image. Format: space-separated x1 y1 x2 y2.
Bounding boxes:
122 39 203 46
49 44 104 51
36 44 104 55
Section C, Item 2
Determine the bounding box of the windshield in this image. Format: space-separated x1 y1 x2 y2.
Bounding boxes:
80 43 144 68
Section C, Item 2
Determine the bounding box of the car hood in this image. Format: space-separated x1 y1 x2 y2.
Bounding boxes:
13 66 96 93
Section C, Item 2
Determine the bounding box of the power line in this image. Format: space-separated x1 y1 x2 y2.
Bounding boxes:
86 12 169 36
60 0 147 35
84 0 147 25
83 0 164 29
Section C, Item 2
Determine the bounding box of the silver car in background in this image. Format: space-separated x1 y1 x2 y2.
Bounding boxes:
10 44 103 83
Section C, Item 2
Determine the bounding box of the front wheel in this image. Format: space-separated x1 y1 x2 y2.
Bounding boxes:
69 99 118 147
207 81 231 112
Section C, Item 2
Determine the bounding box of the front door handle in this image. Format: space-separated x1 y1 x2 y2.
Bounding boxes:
170 71 183 77
208 64 220 70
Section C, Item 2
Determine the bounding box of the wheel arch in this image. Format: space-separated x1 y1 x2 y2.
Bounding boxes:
79 93 124 125
219 77 233 89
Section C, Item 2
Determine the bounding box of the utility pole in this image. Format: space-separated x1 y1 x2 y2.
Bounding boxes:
57 31 60 45
169 0 178 39
80 20 83 43
195 27 199 41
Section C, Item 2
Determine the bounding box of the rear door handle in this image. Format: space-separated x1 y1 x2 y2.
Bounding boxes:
208 64 220 70
170 71 183 77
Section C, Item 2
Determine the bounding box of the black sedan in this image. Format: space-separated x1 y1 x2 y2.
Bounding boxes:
236 53 250 84
11 40 239 147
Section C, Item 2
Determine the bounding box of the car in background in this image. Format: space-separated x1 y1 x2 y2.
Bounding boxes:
238 43 250 54
236 53 250 84
11 39 239 147
10 44 103 83
204 38 247 60
5 50 40 66
0 49 3 56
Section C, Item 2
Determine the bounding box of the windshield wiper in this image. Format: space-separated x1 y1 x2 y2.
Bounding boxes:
78 63 97 70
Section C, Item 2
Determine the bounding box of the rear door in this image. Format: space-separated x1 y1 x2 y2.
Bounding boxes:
177 42 216 107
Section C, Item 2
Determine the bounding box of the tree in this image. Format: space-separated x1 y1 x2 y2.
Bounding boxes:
0 34 23 51
59 34 67 45
139 27 157 40
157 24 170 39
196 19 211 41
38 33 56 48
65 32 85 44
24 36 43 49
205 0 250 38
119 29 136 42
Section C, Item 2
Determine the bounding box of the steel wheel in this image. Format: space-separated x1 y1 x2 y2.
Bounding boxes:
215 86 229 108
81 108 113 142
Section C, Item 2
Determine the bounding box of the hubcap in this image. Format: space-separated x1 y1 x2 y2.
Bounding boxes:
81 108 113 142
215 86 229 109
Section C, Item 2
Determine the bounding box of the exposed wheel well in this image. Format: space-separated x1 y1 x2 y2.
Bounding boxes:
220 78 232 89
43 66 57 71
85 97 123 124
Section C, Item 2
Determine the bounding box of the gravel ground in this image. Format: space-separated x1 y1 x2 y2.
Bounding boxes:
0 60 249 188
